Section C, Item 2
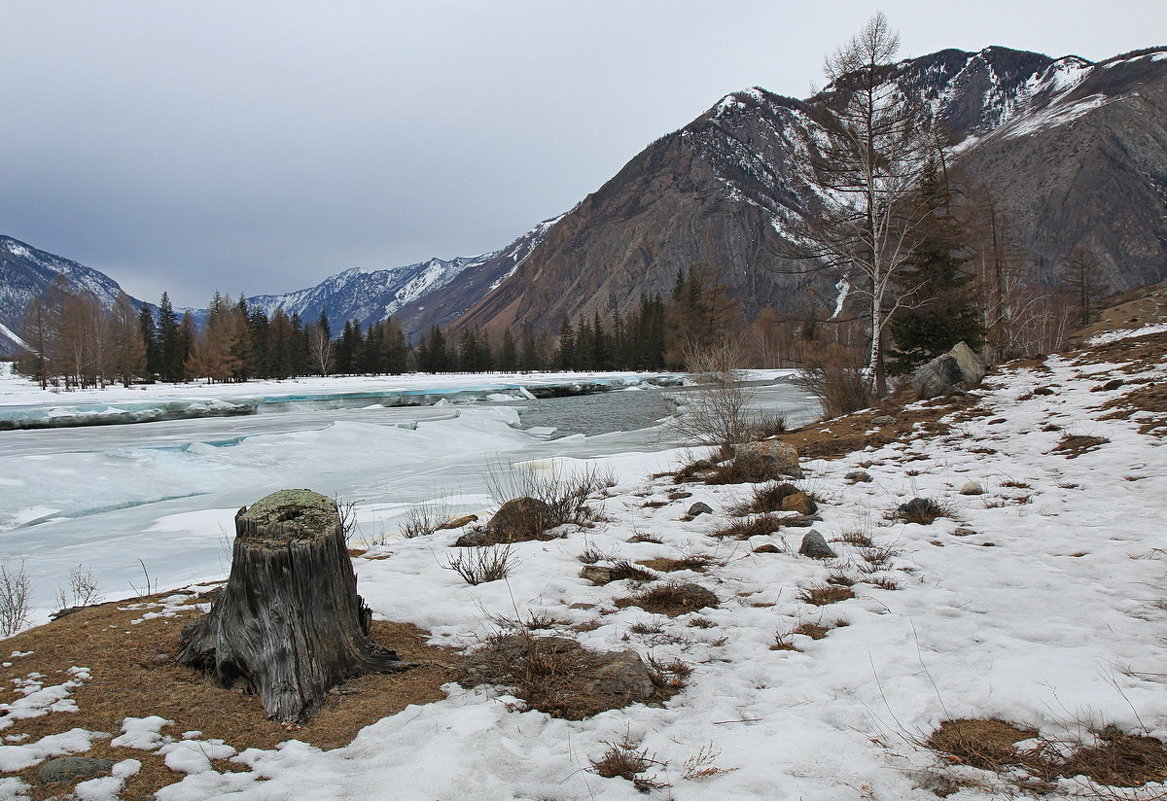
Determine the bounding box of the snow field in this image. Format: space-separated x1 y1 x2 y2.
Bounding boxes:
1 339 1165 798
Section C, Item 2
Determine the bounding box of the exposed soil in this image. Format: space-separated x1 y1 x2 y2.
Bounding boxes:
0 590 459 800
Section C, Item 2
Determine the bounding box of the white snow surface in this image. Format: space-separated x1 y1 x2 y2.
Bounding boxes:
2 333 1166 799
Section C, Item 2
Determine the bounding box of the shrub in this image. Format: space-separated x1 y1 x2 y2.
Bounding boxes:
444 544 518 585
710 514 786 540
590 735 669 792
671 339 758 447
55 564 102 610
892 497 953 525
0 560 31 637
792 346 873 418
484 458 612 531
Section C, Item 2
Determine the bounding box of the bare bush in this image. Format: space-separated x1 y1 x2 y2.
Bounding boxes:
55 564 102 610
400 498 454 539
672 339 759 446
0 560 32 637
793 364 872 418
444 544 518 585
590 734 670 792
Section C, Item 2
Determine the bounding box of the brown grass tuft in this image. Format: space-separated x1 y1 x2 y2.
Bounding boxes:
710 514 786 540
590 736 670 792
616 582 719 617
1051 434 1109 458
797 584 854 606
928 718 1038 771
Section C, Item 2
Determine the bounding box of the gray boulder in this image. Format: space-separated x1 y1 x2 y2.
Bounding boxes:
687 501 713 517
798 530 837 559
911 342 986 400
38 757 115 785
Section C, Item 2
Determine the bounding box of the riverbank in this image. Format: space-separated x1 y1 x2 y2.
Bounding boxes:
1 328 1165 800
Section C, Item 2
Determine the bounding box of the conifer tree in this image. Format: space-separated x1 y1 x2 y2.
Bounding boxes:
137 304 158 380
157 292 184 382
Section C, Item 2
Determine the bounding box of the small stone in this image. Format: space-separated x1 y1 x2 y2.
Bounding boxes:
1091 378 1125 392
1033 386 1055 396
753 543 782 554
870 415 898 426
38 757 115 785
687 502 713 517
844 470 872 483
780 491 818 515
580 566 614 585
782 515 819 528
798 530 836 559
959 481 984 496
953 527 977 537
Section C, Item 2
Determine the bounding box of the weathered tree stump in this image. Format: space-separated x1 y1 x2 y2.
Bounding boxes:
177 489 413 722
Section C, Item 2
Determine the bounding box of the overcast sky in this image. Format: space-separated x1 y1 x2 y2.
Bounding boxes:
1 1 1161 307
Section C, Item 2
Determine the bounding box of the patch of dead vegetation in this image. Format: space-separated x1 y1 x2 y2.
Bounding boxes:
460 633 681 721
797 584 854 606
1050 434 1110 458
636 553 724 573
615 582 719 617
710 514 787 540
1100 382 1167 436
0 592 459 800
927 719 1167 790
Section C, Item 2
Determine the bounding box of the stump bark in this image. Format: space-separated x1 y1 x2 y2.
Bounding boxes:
177 489 413 722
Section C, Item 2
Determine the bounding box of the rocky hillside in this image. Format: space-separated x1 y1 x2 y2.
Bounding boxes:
449 46 1167 339
0 236 130 355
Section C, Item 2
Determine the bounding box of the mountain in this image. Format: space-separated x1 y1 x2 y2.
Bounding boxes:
0 236 131 355
448 46 1167 340
247 215 559 342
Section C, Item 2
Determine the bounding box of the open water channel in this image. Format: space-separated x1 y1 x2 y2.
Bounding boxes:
0 377 818 619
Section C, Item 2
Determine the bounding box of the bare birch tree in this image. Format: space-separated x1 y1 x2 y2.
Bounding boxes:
784 12 936 394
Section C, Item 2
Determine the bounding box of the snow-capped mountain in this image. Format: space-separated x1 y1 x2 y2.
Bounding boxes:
0 236 131 354
449 46 1167 339
244 214 558 341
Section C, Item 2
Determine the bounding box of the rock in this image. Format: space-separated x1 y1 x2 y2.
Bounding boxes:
38 757 115 785
781 514 819 528
898 498 937 518
911 341 987 400
1091 378 1125 392
959 481 984 496
453 527 493 547
579 566 613 585
753 543 783 554
732 439 802 478
454 497 553 545
798 530 837 559
780 491 818 515
1033 386 1056 396
436 514 478 531
870 415 898 426
687 501 713 517
845 470 873 483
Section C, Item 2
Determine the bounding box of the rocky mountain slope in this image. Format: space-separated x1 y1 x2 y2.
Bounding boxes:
4 46 1164 351
448 46 1167 339
0 236 130 354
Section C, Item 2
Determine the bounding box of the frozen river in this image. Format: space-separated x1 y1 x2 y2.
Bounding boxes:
0 370 818 620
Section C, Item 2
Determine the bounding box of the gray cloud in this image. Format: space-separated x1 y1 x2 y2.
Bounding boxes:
0 0 1158 307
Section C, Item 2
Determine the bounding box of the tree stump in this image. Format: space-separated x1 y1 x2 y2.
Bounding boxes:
177 489 413 722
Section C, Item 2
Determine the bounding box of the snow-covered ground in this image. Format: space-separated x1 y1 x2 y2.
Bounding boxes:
0 365 811 620
2 333 1166 799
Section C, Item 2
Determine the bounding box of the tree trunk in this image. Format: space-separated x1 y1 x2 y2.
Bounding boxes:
177 489 413 722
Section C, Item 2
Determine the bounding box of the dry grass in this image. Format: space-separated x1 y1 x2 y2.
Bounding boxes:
927 718 1039 771
1051 434 1110 458
590 735 669 792
710 514 786 540
837 529 874 548
637 552 726 573
460 633 678 720
890 497 954 525
0 592 459 800
615 582 719 617
797 584 854 606
702 454 790 485
927 719 1167 791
